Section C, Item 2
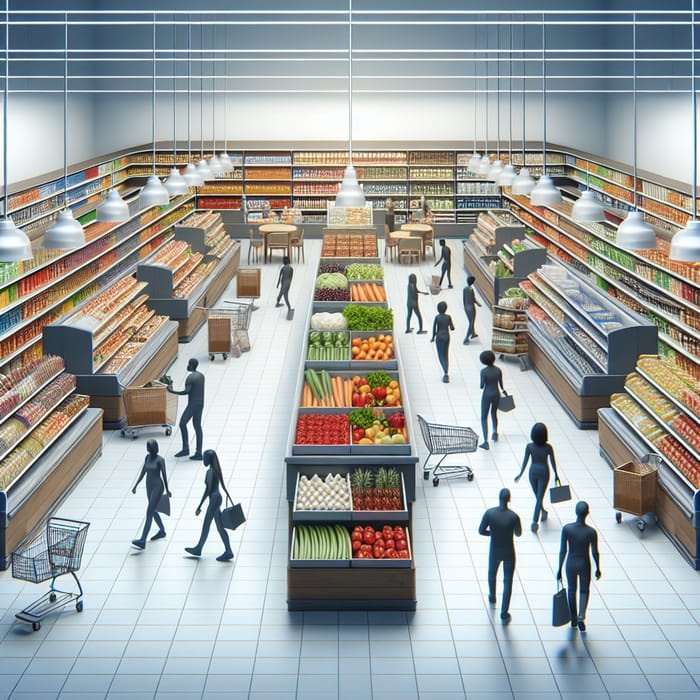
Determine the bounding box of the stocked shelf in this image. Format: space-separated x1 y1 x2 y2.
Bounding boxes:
492 303 529 357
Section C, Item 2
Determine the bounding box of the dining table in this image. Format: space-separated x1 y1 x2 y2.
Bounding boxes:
399 223 434 260
258 223 298 263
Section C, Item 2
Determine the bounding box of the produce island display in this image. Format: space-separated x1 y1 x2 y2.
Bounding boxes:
285 230 418 610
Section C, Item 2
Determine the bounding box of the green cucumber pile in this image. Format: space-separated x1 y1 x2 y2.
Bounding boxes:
293 524 352 560
306 331 349 361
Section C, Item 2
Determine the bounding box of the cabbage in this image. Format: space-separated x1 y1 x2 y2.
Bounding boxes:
315 273 349 290
310 312 348 330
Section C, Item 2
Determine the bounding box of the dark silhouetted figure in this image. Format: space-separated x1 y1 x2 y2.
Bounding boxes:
479 488 522 622
276 255 293 310
406 273 428 334
168 358 205 460
557 501 601 631
434 239 453 288
479 350 505 450
131 439 171 549
431 300 455 383
515 422 560 533
185 449 234 562
462 274 481 343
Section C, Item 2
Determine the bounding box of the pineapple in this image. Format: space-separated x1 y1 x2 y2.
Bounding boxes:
351 468 373 510
386 468 402 509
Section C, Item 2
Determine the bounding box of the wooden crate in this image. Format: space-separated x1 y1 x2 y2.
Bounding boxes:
208 316 232 354
614 461 657 516
237 268 261 298
123 385 177 427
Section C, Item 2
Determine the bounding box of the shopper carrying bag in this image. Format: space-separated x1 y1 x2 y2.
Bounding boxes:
552 583 571 627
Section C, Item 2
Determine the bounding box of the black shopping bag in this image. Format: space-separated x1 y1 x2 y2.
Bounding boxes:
499 393 516 412
156 492 170 516
552 585 571 627
550 483 572 504
221 503 246 531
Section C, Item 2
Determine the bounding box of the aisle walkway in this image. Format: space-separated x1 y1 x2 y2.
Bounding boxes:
0 240 699 700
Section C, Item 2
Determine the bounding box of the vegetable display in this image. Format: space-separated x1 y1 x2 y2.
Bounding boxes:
351 525 410 559
351 468 403 511
351 335 394 361
306 331 349 361
293 524 352 560
300 373 402 408
342 305 393 331
296 474 351 511
350 410 407 445
345 263 384 280
351 283 386 302
295 414 349 445
310 312 348 331
315 272 349 290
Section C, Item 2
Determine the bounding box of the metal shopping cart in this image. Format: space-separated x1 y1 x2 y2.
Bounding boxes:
417 414 479 487
121 381 178 439
11 518 90 631
199 301 254 361
613 453 660 531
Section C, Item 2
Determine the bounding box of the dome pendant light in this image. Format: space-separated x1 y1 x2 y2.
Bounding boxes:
670 6 700 262
45 13 85 250
572 188 605 222
512 20 535 196
498 23 516 187
139 16 169 210
530 16 562 207
0 0 32 261
164 22 188 197
182 20 202 187
97 189 129 222
617 14 656 250
335 0 366 209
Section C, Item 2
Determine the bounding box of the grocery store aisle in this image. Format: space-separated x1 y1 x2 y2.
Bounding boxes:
0 238 698 700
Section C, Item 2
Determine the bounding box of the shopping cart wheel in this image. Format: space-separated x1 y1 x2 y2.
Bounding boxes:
615 512 622 524
637 519 646 532
76 600 83 613
433 477 440 487
467 472 474 482
423 471 429 480
49 592 57 603
209 354 215 361
120 429 125 437
32 622 40 631
165 427 172 436
223 353 228 360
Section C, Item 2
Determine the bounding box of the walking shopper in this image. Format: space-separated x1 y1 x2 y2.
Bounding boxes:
131 439 171 549
431 301 455 383
168 358 205 460
462 274 481 343
434 239 453 288
515 423 560 533
478 488 522 622
185 449 234 562
276 255 294 310
557 501 601 631
479 350 506 450
406 273 428 334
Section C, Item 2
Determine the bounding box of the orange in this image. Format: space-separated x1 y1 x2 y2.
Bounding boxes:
385 335 393 343
368 336 376 345
375 351 384 360
358 351 367 360
379 342 387 351
351 346 360 357
361 342 369 352
352 337 361 347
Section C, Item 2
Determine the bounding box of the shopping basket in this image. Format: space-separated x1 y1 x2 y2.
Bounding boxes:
417 414 479 486
12 518 89 631
613 454 659 531
121 381 178 439
200 301 253 360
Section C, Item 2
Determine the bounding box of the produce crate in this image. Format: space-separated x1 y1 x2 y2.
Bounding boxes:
292 408 351 456
289 527 351 568
351 472 409 522
349 330 398 371
351 527 412 568
293 473 353 522
613 460 657 516
350 407 410 456
299 370 402 409
123 384 177 428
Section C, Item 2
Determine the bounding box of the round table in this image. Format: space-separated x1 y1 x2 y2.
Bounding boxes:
258 223 297 263
399 223 434 259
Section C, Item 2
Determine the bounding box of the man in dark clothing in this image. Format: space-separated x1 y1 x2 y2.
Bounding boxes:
168 358 205 461
478 488 522 622
557 501 601 631
434 239 453 288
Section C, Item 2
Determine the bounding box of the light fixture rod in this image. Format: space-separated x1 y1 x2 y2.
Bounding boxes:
224 21 228 153
348 0 352 162
495 24 500 160
3 0 9 218
542 14 547 174
172 18 176 166
211 25 216 155
508 20 512 159
484 26 489 157
473 23 477 154
151 14 156 175
63 12 68 208
187 20 191 160
632 13 638 211
521 17 526 165
692 4 697 220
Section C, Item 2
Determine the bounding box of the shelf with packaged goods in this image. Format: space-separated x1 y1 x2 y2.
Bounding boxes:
597 406 700 570
0 405 103 570
492 305 529 357
503 193 700 380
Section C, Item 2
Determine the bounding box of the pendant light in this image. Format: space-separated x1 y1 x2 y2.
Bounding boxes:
182 20 203 187
207 26 223 177
335 0 366 209
670 6 700 262
218 24 233 174
44 13 85 249
571 161 605 222
164 19 188 197
467 24 481 175
498 22 516 187
139 15 169 210
530 15 562 207
196 25 213 181
512 17 535 196
488 26 504 182
617 13 656 249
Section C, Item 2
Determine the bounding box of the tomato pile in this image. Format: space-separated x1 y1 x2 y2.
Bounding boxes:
295 413 349 445
351 525 410 559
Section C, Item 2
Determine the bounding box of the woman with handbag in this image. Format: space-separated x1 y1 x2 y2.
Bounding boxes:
131 439 171 549
478 350 506 450
430 300 455 383
185 449 234 562
514 422 560 533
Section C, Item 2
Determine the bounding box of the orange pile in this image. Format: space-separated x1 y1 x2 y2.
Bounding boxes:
351 334 394 361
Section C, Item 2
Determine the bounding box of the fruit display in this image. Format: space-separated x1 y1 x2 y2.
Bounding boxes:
292 524 352 562
295 413 350 445
301 372 402 408
351 525 410 560
321 232 377 257
350 283 386 302
306 331 349 361
350 467 404 511
351 335 394 361
295 473 352 511
343 305 393 331
349 409 407 445
344 264 383 280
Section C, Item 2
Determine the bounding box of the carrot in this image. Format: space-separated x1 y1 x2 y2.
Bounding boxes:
373 283 384 301
346 378 353 406
361 283 371 302
302 382 310 406
333 376 343 407
312 395 318 407
355 284 365 302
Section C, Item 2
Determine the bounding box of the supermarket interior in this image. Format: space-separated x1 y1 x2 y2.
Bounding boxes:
0 3 700 700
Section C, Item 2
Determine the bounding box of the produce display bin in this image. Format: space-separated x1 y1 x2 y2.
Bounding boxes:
350 528 412 569
293 473 353 522
351 473 409 522
614 460 658 518
289 527 351 568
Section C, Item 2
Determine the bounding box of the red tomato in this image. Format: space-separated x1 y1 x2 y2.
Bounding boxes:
385 539 396 550
363 530 375 545
373 537 385 548
352 540 361 551
360 544 372 553
373 544 385 559
396 538 408 551
398 549 409 559
393 526 405 538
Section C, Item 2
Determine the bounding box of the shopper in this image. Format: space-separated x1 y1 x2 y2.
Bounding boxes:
462 274 481 344
406 273 428 334
479 350 506 450
434 239 453 289
478 488 522 622
385 197 395 232
515 423 560 533
557 501 601 631
431 301 455 383
185 449 234 562
130 439 171 549
276 255 294 311
168 358 205 460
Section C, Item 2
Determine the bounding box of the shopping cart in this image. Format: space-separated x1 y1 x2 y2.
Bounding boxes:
614 453 660 531
200 300 253 360
11 518 89 631
121 381 178 439
417 414 479 487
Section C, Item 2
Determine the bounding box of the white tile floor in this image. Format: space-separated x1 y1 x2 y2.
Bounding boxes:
1 238 699 700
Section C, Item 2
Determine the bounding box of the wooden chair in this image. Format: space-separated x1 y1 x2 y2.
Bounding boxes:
384 225 398 262
266 231 290 263
290 227 305 263
423 227 436 260
398 237 422 265
248 227 263 264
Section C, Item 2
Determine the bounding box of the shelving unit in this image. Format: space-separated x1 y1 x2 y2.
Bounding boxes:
492 303 529 368
520 260 658 428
